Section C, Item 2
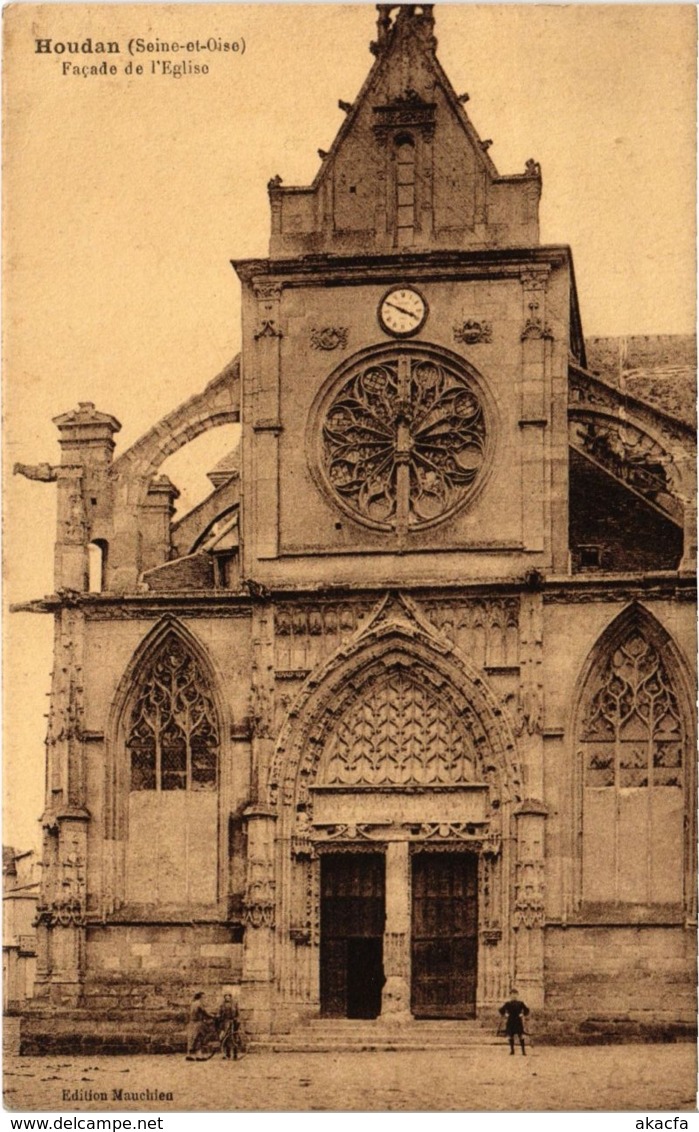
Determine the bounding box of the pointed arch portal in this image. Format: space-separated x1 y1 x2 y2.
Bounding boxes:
270 612 523 1020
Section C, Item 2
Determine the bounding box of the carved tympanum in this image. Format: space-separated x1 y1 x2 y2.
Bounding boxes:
320 669 477 786
320 351 487 530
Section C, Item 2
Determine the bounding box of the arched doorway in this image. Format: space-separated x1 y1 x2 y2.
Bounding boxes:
268 610 523 1024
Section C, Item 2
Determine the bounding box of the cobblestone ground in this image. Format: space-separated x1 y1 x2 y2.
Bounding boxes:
4 1046 697 1112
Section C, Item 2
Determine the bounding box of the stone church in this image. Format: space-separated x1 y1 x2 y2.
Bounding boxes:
17 5 696 1051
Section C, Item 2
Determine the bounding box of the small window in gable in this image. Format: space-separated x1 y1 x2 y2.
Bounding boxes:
395 135 416 247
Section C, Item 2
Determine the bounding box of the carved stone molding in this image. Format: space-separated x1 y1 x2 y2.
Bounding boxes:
513 858 545 928
373 90 436 140
520 270 552 342
421 596 519 670
310 327 348 352
520 270 549 293
37 834 86 929
242 886 276 929
274 601 373 671
454 320 492 346
252 282 283 302
242 856 276 929
35 897 86 929
254 319 283 340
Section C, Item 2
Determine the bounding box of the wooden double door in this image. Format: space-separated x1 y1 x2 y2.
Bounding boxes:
319 851 478 1019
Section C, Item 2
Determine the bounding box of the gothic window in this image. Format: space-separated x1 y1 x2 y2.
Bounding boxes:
581 633 683 790
395 135 416 246
578 618 687 906
126 634 219 792
319 348 488 533
124 629 221 909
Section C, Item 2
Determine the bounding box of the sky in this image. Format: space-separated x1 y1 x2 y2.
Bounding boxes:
3 2 697 852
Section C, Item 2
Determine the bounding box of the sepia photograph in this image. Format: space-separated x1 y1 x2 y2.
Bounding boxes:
3 1 697 1115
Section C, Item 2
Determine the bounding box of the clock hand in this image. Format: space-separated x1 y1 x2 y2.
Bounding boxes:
385 301 419 320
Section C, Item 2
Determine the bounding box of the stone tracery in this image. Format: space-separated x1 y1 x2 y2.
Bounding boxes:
320 350 487 530
320 668 477 786
581 629 683 789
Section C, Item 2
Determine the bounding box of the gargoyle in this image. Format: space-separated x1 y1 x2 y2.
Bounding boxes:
13 462 58 482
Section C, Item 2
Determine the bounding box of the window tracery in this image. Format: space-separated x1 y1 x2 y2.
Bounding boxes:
581 631 683 790
126 633 219 792
320 350 487 532
577 614 689 907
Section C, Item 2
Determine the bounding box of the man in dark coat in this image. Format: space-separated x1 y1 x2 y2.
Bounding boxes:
499 987 530 1055
186 992 211 1060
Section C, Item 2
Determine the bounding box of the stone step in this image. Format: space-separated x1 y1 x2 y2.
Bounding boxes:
254 1019 503 1052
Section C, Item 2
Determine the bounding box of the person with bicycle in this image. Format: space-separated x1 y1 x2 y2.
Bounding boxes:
217 993 241 1060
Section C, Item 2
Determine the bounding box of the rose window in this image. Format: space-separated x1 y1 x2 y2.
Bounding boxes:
320 351 487 531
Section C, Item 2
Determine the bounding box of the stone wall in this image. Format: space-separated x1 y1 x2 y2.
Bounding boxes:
544 925 696 1035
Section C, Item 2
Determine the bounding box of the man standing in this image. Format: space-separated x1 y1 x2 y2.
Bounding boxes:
186 991 211 1060
499 988 530 1055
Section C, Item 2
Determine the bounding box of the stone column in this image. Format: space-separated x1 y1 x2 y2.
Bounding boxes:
241 806 277 1035
251 280 283 562
679 494 697 576
140 474 179 574
519 270 552 559
513 801 548 1009
37 605 90 1006
52 402 121 592
381 840 412 1021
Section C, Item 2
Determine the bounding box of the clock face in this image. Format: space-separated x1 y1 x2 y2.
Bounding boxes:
378 287 427 338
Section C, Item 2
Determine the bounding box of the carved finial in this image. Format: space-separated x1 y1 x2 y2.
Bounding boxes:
376 4 393 43
338 99 353 114
525 158 541 177
267 174 283 192
480 139 493 151
457 92 470 104
318 149 328 160
370 40 380 56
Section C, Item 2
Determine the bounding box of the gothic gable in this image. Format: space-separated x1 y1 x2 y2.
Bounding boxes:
269 5 541 257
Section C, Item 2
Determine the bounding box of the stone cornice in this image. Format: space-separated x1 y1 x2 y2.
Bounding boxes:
10 571 694 616
232 245 575 287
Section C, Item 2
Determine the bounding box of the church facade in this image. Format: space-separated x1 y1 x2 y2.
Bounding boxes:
18 5 696 1051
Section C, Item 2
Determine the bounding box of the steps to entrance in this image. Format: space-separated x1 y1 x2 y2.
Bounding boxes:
252 1018 502 1053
